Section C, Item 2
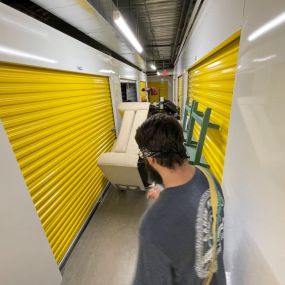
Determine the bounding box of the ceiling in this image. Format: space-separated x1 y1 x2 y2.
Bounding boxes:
3 0 197 74
114 0 197 73
3 0 146 70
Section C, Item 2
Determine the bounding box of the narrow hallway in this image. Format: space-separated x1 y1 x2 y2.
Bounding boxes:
1 1 285 284
61 187 148 285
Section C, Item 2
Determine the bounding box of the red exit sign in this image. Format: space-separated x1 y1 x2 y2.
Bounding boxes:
162 69 169 76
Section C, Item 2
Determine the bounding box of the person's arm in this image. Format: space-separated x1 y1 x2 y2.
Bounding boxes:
133 237 173 285
146 183 163 201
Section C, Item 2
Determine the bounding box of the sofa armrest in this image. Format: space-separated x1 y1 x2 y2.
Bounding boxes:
97 152 138 167
97 152 145 190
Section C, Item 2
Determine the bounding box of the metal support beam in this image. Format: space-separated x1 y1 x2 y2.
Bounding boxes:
144 44 173 47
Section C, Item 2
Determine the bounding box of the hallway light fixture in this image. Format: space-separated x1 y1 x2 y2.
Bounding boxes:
150 64 156 70
114 11 143 53
248 11 285 42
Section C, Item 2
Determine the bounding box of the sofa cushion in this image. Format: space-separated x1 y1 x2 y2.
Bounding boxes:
112 110 135 153
126 109 149 154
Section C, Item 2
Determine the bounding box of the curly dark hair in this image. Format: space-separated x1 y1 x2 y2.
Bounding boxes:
135 113 188 169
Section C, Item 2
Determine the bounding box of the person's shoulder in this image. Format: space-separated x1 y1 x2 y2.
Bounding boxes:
195 167 224 199
188 167 210 193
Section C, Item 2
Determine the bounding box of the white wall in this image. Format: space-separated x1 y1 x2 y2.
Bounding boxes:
174 0 244 122
175 0 285 284
181 71 188 120
174 0 244 76
0 3 147 132
173 78 177 104
223 1 285 284
168 77 173 102
0 122 62 285
32 0 146 71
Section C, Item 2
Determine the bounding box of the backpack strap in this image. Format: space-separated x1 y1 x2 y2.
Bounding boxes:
195 166 219 285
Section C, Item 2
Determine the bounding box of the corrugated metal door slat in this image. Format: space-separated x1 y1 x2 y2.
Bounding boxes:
140 81 146 101
148 81 168 103
0 62 115 263
188 36 240 183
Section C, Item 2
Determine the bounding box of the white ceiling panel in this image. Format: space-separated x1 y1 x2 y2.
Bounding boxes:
32 0 145 70
33 0 77 10
75 17 106 33
49 4 96 22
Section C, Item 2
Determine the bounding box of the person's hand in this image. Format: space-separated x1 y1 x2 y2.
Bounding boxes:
147 185 161 201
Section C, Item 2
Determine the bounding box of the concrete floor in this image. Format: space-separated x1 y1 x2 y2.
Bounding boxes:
61 186 148 285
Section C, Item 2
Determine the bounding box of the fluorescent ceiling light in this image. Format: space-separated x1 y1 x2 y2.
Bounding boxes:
150 64 156 70
99 69 115 74
0 45 57 64
114 11 143 53
252 54 276 62
248 11 285 42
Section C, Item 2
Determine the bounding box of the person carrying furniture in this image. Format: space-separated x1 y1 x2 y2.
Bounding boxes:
133 113 226 285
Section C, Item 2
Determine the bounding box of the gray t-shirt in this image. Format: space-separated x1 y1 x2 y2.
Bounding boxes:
133 167 226 285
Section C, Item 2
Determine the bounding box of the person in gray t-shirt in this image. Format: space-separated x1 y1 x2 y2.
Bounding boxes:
133 113 226 285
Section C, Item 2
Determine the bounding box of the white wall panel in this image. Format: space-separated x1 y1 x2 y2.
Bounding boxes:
168 77 173 101
175 0 244 76
182 72 188 119
0 122 62 285
174 0 285 284
223 1 285 284
32 0 146 70
0 3 145 78
173 78 176 104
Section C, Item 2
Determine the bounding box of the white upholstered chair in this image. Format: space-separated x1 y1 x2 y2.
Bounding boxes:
97 102 150 191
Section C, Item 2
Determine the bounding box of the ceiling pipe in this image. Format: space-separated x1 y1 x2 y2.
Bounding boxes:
143 0 161 66
174 0 204 66
172 0 196 61
170 0 189 63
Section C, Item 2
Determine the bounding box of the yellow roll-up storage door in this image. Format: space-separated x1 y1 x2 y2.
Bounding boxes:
148 80 168 103
140 81 146 101
178 76 183 116
0 62 115 263
188 32 240 183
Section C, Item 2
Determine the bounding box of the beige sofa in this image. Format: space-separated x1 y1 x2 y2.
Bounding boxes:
97 102 150 191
